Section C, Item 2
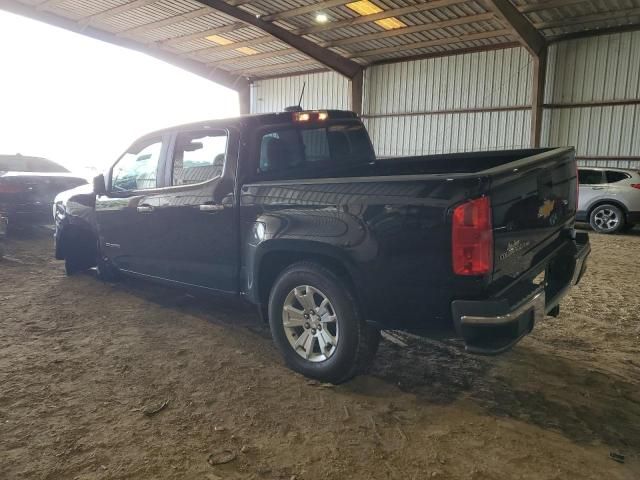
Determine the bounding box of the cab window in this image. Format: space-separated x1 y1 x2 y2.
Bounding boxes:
172 131 228 186
112 138 163 191
258 124 374 175
578 169 605 185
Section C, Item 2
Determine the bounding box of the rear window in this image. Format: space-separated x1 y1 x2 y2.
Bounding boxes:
578 169 605 185
0 155 69 173
258 124 374 176
606 170 630 183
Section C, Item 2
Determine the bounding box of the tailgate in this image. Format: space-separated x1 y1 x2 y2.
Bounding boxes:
489 148 577 287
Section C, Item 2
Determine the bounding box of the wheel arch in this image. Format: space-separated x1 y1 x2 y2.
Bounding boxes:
251 241 364 322
587 199 629 221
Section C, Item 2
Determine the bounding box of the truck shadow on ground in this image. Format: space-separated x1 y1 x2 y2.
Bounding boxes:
371 332 640 452
14 228 637 456
94 272 640 454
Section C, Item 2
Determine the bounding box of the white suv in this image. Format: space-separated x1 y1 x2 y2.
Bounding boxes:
577 167 640 233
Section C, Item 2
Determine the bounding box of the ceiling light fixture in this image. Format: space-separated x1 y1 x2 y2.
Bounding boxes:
315 12 329 23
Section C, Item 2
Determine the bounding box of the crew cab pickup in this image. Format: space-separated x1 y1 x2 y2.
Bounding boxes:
54 109 590 383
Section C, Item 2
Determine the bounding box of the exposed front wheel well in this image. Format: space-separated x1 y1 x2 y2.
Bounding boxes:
257 251 357 321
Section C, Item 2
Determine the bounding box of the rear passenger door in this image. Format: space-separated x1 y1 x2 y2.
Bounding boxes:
577 169 608 212
142 128 239 292
604 170 631 201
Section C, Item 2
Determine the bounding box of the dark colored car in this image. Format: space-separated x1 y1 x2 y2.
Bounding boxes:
0 154 87 235
54 110 590 383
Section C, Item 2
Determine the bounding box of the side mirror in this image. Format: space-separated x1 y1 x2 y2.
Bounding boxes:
93 174 107 195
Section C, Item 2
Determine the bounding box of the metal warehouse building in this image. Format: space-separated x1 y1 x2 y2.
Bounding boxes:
4 0 640 169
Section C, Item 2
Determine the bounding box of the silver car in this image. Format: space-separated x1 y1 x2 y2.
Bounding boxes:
577 167 640 233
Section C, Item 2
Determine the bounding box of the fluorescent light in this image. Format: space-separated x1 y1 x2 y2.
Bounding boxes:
375 17 406 30
236 47 258 55
205 34 233 45
346 1 406 30
315 12 329 23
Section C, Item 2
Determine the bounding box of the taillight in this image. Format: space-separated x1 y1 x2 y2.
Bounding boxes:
631 184 640 190
452 196 493 276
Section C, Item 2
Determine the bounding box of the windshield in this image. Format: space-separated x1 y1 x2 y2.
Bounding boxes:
0 155 69 173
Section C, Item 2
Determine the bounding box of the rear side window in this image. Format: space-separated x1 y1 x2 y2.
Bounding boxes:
172 131 227 186
606 171 630 183
258 124 374 175
578 169 605 185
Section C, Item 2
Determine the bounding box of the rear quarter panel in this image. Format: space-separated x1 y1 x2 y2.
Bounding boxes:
240 175 487 331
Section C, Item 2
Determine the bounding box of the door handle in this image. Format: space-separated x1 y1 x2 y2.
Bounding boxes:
591 186 607 190
137 204 154 213
199 204 224 212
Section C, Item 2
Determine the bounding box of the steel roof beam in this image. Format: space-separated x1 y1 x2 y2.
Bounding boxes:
194 0 362 78
483 0 546 56
345 28 514 58
321 12 497 48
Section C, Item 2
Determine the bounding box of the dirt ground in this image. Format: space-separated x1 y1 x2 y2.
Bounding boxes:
0 227 639 480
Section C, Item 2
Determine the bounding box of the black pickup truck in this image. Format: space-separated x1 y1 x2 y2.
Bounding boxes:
54 109 590 383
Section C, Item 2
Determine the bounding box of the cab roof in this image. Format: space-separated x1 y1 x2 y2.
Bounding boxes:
138 110 359 141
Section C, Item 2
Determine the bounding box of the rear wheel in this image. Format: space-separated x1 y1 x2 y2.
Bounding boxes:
268 262 379 384
589 204 625 234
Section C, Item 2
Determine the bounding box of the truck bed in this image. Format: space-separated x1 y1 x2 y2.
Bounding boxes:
258 148 560 182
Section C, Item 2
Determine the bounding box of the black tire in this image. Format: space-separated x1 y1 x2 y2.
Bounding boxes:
96 249 119 282
589 204 625 234
268 261 380 384
62 229 97 276
64 256 83 276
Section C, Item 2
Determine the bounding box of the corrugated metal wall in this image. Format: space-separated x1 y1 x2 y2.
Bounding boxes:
542 31 640 169
250 33 640 169
250 71 350 114
363 47 533 157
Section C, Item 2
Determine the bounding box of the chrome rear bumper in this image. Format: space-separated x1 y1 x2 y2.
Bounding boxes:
452 231 590 355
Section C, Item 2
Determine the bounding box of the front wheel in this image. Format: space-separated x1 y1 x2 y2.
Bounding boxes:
268 262 379 384
96 241 119 282
590 204 625 234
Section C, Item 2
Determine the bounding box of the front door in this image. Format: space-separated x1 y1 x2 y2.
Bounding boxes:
95 134 170 276
142 128 238 292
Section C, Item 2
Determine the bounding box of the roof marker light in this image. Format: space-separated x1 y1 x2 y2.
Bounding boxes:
293 111 329 122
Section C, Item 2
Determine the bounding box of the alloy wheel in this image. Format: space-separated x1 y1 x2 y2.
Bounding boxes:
593 208 620 232
282 285 339 363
